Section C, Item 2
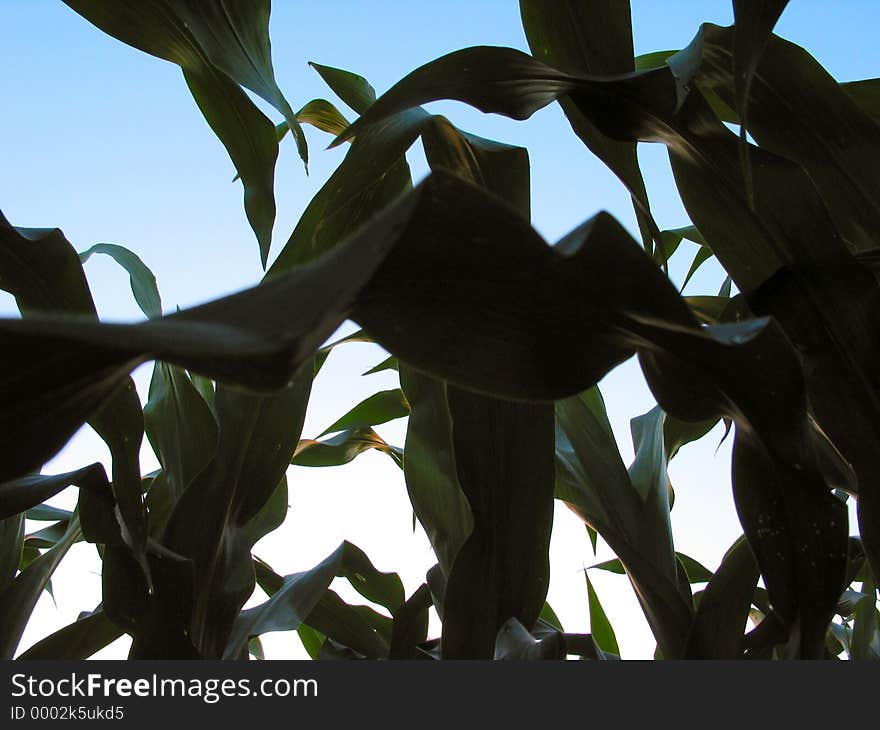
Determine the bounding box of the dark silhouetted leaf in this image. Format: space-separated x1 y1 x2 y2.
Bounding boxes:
17 608 123 660
519 0 658 251
0 464 107 521
684 536 759 658
227 541 401 658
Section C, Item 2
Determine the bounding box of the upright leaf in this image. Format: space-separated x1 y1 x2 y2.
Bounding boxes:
519 0 658 251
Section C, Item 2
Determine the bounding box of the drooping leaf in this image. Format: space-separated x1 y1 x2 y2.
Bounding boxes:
63 0 300 265
292 427 402 469
26 505 73 523
302 591 392 660
80 243 162 319
24 521 74 550
290 98 349 138
591 552 712 584
226 541 401 658
0 170 853 659
0 464 107 522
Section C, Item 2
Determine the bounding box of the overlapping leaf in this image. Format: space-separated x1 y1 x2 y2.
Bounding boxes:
0 216 147 585
519 0 658 252
0 168 856 655
229 542 403 659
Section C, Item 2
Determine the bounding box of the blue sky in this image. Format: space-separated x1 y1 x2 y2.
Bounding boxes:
2 1 878 658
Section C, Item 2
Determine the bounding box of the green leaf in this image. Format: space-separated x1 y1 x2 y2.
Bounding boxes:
292 427 403 469
0 464 108 521
26 505 74 522
158 367 312 658
399 368 473 578
363 355 398 376
226 541 401 658
0 514 81 658
732 435 848 658
233 98 350 182
518 0 658 252
143 362 219 503
313 329 374 375
731 1 790 206
0 514 24 587
684 536 760 659
24 521 74 550
17 608 123 660
539 601 564 632
248 636 265 660
0 219 146 578
318 388 409 436
63 0 298 265
591 552 712 584
676 554 714 584
266 62 411 276
682 245 715 292
297 624 325 659
302 591 391 659
556 389 691 658
586 573 620 656
389 584 432 660
440 391 555 659
79 243 162 319
696 22 880 253
293 98 349 138
309 62 377 115
1 169 851 661
655 224 705 269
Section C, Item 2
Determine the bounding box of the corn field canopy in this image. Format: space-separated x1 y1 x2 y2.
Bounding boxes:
1 0 879 661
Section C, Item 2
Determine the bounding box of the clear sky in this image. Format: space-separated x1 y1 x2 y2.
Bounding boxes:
2 0 878 658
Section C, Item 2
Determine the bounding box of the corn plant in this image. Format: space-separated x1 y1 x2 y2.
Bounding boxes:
1 0 878 661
